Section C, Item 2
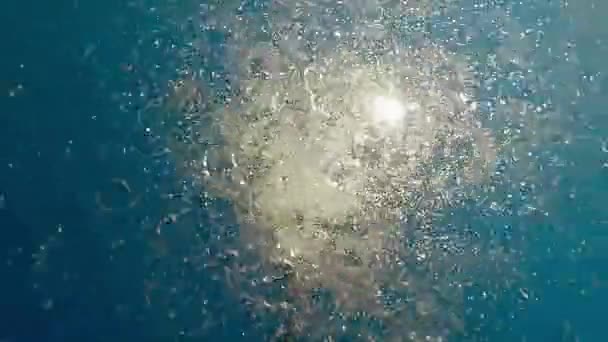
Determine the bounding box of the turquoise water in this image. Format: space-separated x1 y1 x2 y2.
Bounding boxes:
1 0 607 340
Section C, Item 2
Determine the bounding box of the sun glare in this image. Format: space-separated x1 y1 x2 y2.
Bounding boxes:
371 95 407 126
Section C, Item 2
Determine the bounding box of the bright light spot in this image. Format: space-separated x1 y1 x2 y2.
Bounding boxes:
371 95 407 126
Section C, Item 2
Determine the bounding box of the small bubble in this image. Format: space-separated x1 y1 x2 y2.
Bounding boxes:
168 309 176 319
42 298 54 310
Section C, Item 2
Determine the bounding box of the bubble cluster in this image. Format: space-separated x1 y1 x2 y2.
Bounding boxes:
86 0 582 340
153 2 509 340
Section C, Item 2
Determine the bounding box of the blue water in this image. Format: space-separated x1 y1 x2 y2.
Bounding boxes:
1 0 607 341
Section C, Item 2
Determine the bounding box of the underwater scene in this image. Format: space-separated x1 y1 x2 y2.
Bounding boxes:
1 0 608 341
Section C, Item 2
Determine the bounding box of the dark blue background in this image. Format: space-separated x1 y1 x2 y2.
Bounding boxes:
1 0 606 341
